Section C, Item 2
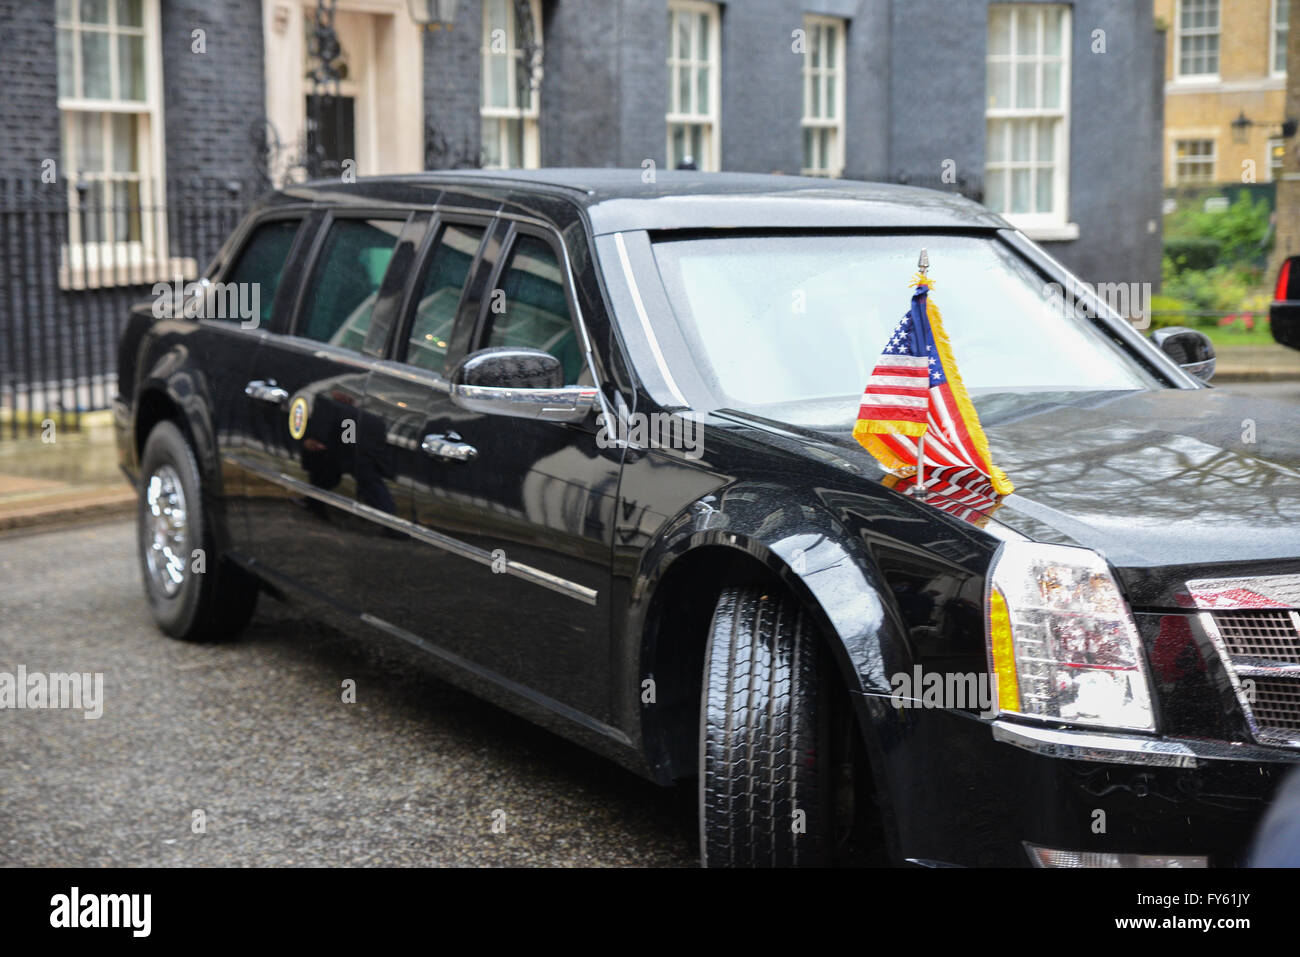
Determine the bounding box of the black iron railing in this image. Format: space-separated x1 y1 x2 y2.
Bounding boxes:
0 176 256 438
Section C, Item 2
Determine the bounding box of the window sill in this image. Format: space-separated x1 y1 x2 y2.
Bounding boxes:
1013 222 1080 242
58 257 199 292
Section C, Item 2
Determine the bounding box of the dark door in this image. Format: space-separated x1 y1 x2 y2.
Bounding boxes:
354 216 492 641
395 222 622 723
237 211 413 612
198 213 312 563
305 95 355 178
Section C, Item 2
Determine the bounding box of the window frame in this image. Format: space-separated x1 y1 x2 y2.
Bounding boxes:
286 208 414 353
56 0 168 288
1269 136 1286 182
207 208 316 334
800 14 846 178
984 3 1073 235
1273 0 1290 79
471 221 584 378
480 0 543 170
392 213 495 374
1173 0 1221 82
1171 137 1217 185
666 0 722 172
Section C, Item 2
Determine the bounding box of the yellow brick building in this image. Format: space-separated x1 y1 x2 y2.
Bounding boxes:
1154 0 1288 185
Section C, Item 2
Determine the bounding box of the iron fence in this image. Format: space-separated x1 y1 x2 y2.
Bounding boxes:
0 176 256 438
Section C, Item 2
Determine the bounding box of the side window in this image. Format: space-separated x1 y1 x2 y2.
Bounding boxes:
222 219 301 326
299 218 404 350
405 222 486 372
482 234 582 384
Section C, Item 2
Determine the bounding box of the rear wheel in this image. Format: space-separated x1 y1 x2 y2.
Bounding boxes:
137 420 258 641
698 585 830 867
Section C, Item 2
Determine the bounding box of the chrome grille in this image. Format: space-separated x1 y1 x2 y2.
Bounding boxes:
1212 610 1300 662
1189 574 1300 749
1250 679 1300 734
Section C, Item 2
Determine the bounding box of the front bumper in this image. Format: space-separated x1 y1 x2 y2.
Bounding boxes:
861 698 1299 867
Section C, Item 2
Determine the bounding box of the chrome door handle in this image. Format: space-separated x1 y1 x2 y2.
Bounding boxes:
421 431 477 463
245 380 289 405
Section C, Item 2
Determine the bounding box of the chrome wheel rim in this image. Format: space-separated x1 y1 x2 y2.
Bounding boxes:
144 465 189 598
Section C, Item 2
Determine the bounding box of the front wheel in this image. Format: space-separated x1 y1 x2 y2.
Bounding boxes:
698 585 830 867
137 420 258 641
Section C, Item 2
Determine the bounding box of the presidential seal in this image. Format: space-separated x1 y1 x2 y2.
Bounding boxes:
288 395 309 440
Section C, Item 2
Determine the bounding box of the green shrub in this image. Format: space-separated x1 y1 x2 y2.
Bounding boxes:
1164 237 1222 272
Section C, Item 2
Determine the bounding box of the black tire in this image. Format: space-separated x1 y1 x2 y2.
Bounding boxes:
699 585 829 867
137 420 258 641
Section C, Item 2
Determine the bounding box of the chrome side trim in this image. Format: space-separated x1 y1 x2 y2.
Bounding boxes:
359 613 632 747
991 718 1300 768
449 383 598 422
612 231 689 407
230 455 598 606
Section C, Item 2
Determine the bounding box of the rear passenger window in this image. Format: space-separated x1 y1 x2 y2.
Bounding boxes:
405 223 486 372
223 219 301 326
299 218 404 350
482 235 581 384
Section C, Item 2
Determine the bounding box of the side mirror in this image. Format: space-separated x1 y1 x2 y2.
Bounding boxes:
449 346 598 423
1151 326 1215 383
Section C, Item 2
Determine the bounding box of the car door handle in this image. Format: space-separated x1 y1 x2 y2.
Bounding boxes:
421 431 477 463
245 380 289 405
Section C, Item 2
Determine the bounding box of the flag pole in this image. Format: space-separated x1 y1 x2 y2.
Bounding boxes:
916 432 926 500
916 248 929 501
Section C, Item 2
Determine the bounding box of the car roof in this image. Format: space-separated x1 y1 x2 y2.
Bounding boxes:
269 168 1010 236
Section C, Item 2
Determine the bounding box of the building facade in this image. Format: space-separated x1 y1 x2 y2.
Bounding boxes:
1154 0 1288 186
0 0 1166 310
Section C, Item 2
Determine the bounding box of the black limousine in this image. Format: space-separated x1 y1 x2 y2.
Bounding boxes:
116 169 1300 867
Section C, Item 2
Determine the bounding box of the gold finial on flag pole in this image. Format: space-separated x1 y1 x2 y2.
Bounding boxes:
918 247 929 277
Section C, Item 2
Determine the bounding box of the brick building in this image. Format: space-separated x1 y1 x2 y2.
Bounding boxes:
1153 0 1288 186
0 0 1169 417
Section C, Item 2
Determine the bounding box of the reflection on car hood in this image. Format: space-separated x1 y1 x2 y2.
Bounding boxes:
974 389 1300 569
757 388 1300 592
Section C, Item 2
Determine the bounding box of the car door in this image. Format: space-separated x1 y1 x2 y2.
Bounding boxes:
236 209 416 613
352 214 494 642
397 219 622 723
189 210 313 563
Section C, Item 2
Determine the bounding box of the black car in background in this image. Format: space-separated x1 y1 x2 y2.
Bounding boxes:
116 170 1300 867
1272 254 1300 350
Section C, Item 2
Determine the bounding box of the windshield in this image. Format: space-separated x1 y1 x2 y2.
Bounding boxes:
651 233 1162 416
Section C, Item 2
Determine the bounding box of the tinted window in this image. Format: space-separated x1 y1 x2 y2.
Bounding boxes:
483 235 581 384
224 219 301 325
299 218 404 350
405 223 486 372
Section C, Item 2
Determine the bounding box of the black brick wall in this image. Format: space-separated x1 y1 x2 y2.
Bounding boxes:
424 6 483 169
160 0 267 189
0 1 60 178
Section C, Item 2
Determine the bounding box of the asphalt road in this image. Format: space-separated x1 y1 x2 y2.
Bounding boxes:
0 519 696 867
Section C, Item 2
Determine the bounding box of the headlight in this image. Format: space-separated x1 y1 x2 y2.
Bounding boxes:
985 541 1154 732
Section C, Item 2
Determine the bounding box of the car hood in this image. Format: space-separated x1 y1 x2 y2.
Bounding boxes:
973 389 1300 564
746 388 1300 607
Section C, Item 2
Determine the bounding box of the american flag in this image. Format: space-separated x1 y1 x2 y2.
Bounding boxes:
854 281 1014 497
882 469 1004 527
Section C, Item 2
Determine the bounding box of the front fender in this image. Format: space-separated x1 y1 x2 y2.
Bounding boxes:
634 486 911 701
137 343 222 493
